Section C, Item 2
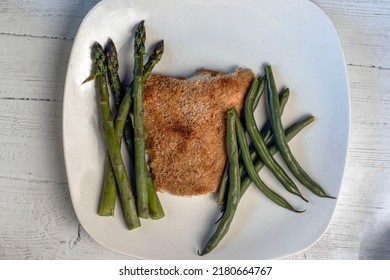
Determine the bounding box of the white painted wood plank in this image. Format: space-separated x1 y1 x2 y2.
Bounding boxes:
313 0 390 68
0 176 129 259
0 0 99 39
0 100 65 182
0 35 72 100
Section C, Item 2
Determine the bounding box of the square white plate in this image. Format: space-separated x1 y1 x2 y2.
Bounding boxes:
63 0 350 259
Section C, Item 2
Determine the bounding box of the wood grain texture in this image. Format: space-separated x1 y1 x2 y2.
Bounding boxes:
1 0 389 259
313 0 390 68
0 0 98 39
0 36 71 100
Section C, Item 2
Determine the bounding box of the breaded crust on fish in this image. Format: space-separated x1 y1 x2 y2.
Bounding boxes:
143 68 254 196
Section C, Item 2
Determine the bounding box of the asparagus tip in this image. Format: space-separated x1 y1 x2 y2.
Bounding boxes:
107 37 114 45
156 39 164 48
134 20 146 54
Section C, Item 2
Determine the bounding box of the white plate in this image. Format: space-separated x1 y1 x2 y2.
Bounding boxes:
63 0 350 259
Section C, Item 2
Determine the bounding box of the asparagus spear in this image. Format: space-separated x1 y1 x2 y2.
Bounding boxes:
147 177 165 220
132 21 149 219
123 40 165 162
143 40 165 80
99 39 165 219
91 41 140 230
124 41 165 219
98 158 117 216
98 39 122 216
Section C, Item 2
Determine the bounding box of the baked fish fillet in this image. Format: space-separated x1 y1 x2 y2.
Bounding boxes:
143 68 254 196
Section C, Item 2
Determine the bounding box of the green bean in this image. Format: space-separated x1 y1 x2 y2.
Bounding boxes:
200 109 241 255
261 88 290 143
241 115 316 197
252 76 266 111
217 76 265 208
265 64 335 198
233 109 303 213
217 163 228 206
240 87 291 178
244 78 307 202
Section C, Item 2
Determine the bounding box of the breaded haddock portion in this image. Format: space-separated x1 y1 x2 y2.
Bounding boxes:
143 68 254 196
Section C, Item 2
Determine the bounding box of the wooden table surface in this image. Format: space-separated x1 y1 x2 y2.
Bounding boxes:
1 0 389 260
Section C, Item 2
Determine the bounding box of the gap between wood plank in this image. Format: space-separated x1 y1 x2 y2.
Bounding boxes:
0 31 74 41
0 97 62 102
347 63 390 71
